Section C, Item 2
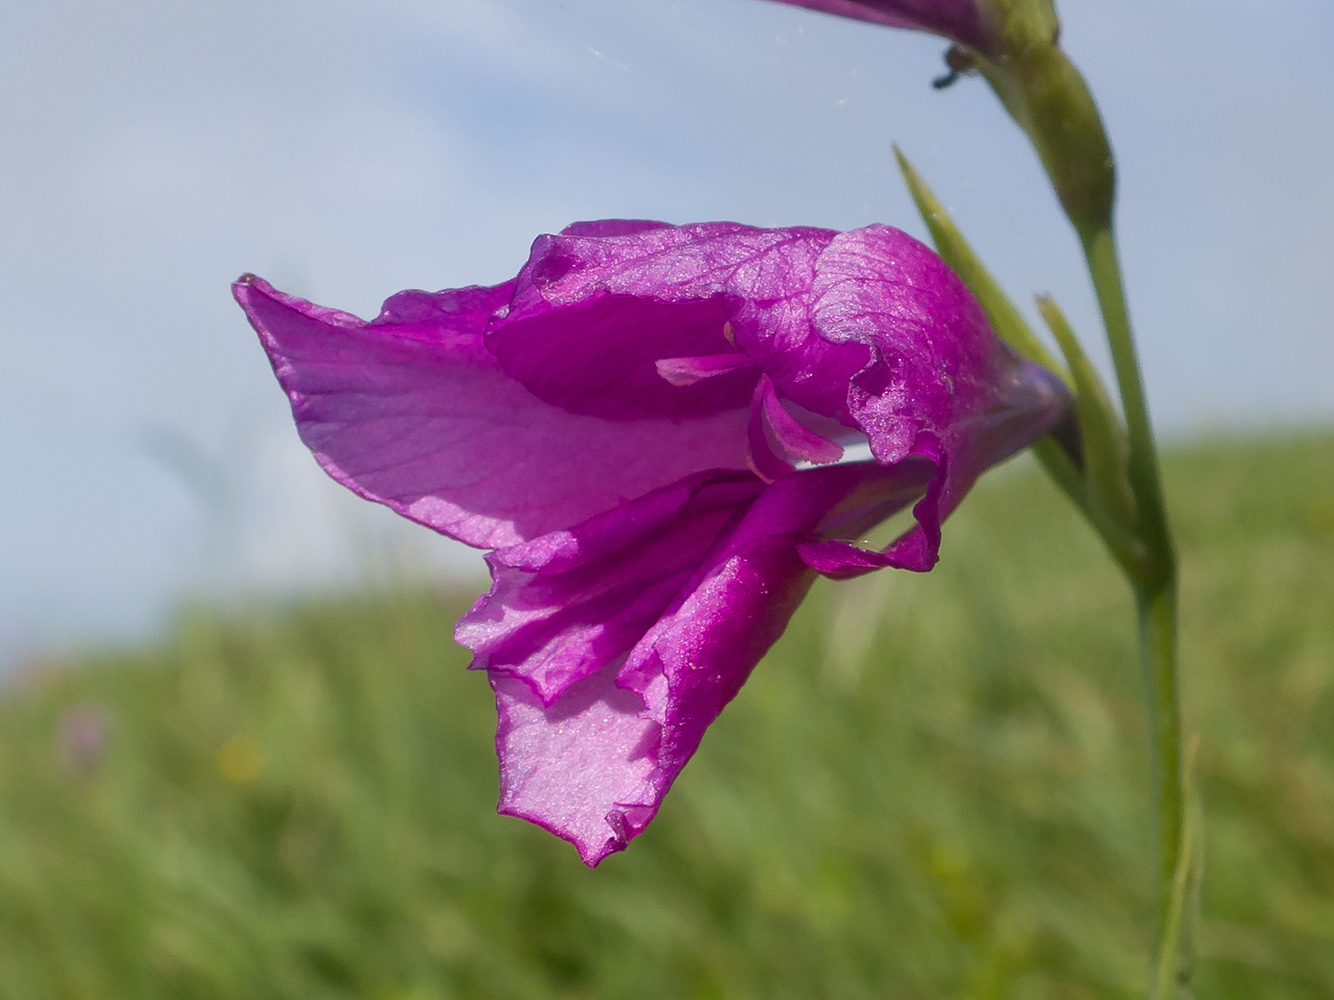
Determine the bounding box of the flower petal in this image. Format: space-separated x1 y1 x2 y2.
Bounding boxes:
484 221 1048 466
799 437 948 576
486 292 755 419
492 664 660 867
456 472 763 704
486 222 848 420
234 275 752 549
559 219 673 238
489 461 934 866
767 0 995 53
801 226 1070 472
617 464 934 840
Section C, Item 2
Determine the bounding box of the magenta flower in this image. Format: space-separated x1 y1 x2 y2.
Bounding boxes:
767 0 995 52
235 220 1068 865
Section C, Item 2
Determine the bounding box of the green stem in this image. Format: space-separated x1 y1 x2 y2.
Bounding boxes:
1079 228 1174 575
1079 225 1185 994
976 24 1186 988
1154 736 1200 1000
1138 579 1183 996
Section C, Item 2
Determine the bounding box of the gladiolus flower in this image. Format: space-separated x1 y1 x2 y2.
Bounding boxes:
235 220 1069 865
767 0 996 53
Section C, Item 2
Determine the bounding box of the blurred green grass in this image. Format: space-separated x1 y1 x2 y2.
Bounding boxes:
2 432 1332 999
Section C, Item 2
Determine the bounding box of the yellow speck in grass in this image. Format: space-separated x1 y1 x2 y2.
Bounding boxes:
928 842 968 880
1308 495 1334 541
216 735 265 784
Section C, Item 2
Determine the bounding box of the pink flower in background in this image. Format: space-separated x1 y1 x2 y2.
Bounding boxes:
766 0 996 52
58 705 110 776
235 220 1068 865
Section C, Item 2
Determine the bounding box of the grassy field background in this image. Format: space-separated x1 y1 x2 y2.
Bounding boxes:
2 433 1332 999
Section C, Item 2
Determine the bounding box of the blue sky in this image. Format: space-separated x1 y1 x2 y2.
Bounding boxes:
3 0 1332 666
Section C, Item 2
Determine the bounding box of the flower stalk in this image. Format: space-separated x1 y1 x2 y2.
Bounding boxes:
887 0 1189 985
1081 233 1185 996
1140 579 1184 992
987 26 1189 995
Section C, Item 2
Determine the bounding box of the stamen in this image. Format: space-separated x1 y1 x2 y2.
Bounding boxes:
747 376 845 482
655 352 754 387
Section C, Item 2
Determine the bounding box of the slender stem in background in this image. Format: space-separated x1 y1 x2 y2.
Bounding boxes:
1079 225 1186 995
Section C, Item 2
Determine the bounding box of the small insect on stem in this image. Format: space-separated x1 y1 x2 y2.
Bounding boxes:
932 45 976 90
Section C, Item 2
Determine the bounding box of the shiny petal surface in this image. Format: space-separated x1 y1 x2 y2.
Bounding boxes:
457 472 763 703
610 463 937 859
235 275 751 549
487 223 841 420
491 665 659 867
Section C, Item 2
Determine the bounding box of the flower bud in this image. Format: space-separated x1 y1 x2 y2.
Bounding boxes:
973 0 1115 234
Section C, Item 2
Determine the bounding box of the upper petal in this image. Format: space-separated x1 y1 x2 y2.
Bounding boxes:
484 222 850 421
558 219 674 238
806 226 1070 490
479 221 1059 462
485 292 755 419
387 221 1068 549
234 274 751 549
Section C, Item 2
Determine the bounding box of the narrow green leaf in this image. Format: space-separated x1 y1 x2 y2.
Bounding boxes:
893 146 1104 542
894 146 1069 382
1036 295 1138 537
1031 436 1088 509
